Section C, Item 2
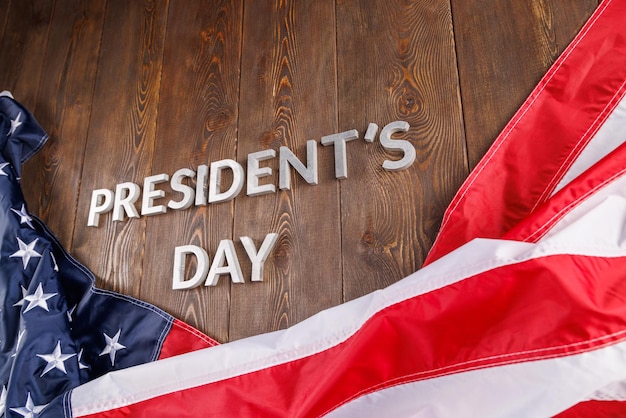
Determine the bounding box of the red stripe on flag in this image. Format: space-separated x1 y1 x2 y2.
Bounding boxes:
555 400 626 418
426 0 626 264
158 319 219 360
504 141 626 243
79 253 626 417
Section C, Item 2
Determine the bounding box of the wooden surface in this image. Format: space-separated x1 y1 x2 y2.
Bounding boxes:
0 0 599 343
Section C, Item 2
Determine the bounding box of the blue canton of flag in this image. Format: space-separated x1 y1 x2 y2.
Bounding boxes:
0 92 180 417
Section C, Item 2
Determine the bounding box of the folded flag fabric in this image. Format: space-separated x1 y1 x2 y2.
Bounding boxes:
4 0 626 416
66 168 626 417
425 0 626 413
425 0 626 265
0 92 217 417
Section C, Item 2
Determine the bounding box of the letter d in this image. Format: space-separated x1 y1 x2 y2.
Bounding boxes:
173 245 209 290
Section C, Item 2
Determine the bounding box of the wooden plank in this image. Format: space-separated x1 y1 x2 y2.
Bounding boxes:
71 0 168 297
22 0 106 249
0 0 54 109
139 0 243 343
452 0 598 169
0 0 11 41
229 0 341 341
550 0 599 51
337 0 468 301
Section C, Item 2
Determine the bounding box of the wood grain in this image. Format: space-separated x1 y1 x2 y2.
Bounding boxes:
71 0 168 297
337 0 468 301
230 0 341 341
22 0 106 249
0 0 53 110
139 0 243 344
0 0 11 44
550 1 599 51
451 0 598 169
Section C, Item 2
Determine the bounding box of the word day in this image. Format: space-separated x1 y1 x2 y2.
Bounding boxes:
173 233 279 290
87 121 414 227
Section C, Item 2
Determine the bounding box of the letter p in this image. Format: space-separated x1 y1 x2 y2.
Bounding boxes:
88 189 115 227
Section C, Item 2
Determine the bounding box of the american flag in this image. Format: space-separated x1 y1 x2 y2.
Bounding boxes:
4 0 626 416
0 92 215 417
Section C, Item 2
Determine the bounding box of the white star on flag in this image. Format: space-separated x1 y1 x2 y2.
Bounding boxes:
23 283 57 313
0 162 9 176
12 329 26 358
10 237 42 269
11 204 34 229
12 285 28 307
36 341 76 377
67 304 76 322
0 385 7 413
9 392 46 418
99 329 126 366
77 348 89 370
8 111 22 136
50 252 59 272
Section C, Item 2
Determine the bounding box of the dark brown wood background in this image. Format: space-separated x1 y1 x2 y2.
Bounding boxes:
0 0 599 343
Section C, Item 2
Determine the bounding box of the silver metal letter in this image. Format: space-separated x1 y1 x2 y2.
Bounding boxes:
321 129 358 179
247 149 276 196
205 239 245 286
87 188 114 227
168 168 196 210
279 140 318 190
241 233 279 282
208 159 245 203
195 164 209 206
364 123 378 143
172 245 209 290
141 173 169 216
379 121 415 171
112 182 141 222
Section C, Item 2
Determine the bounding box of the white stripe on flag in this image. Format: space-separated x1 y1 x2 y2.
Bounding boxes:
327 340 626 418
540 169 626 244
71 168 626 416
553 91 626 195
584 380 626 402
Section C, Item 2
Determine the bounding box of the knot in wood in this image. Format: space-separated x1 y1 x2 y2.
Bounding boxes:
399 89 420 116
272 240 290 270
205 106 233 132
260 129 282 148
